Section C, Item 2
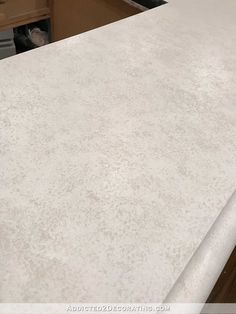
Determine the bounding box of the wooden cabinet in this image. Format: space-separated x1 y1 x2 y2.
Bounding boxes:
51 0 144 41
0 0 144 42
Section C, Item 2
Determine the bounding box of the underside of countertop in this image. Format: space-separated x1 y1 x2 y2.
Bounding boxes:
0 0 236 303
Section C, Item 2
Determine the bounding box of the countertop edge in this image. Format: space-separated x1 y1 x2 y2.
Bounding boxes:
164 190 236 305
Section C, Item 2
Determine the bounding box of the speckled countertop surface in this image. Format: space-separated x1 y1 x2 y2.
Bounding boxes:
0 0 236 304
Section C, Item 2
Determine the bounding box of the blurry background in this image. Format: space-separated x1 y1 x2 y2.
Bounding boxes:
0 0 165 59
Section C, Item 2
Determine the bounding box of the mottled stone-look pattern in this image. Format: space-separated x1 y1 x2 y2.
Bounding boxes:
0 0 236 303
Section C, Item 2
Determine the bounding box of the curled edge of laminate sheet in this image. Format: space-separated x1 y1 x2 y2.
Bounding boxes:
122 0 148 11
164 190 236 305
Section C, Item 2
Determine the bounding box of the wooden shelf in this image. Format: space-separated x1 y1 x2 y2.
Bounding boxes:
0 0 51 32
0 8 50 31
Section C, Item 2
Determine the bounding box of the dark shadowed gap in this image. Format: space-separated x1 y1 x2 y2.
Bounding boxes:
133 0 168 9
